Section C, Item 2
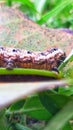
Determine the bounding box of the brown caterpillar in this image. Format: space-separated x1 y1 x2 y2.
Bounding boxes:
0 46 66 70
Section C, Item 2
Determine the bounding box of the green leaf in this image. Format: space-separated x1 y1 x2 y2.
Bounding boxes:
23 95 52 120
58 87 73 96
8 99 25 112
45 91 71 108
0 109 8 130
14 123 32 130
0 108 6 118
44 99 73 130
39 91 60 115
62 122 72 130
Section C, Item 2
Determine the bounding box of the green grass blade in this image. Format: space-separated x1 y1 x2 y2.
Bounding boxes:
44 99 73 130
37 0 73 24
58 50 73 71
34 0 47 14
12 0 37 12
6 0 12 6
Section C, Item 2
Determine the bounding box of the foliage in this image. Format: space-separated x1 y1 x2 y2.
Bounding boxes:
0 0 73 130
7 0 73 29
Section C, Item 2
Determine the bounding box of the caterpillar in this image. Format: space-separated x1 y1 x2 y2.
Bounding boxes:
0 46 66 70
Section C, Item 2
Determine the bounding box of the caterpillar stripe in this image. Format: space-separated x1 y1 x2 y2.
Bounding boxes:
0 46 66 70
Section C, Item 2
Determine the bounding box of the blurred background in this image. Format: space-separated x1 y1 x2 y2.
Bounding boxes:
5 0 73 29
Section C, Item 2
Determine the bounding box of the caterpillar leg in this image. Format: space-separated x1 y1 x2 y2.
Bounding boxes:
51 67 59 73
5 59 14 70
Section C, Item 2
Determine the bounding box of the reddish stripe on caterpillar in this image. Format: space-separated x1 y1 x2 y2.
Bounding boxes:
0 46 66 70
